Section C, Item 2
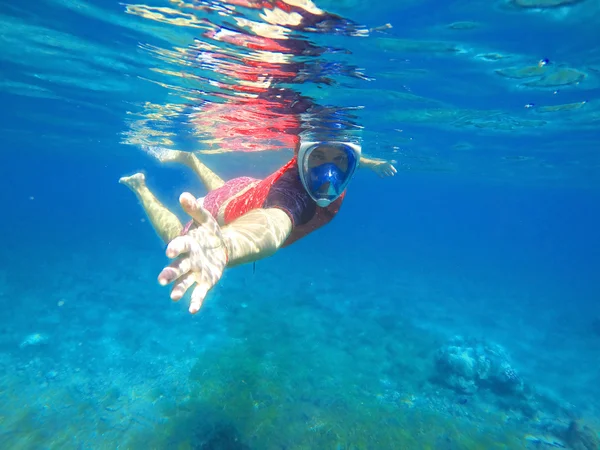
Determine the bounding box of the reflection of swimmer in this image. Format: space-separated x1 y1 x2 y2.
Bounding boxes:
120 141 395 313
212 0 368 37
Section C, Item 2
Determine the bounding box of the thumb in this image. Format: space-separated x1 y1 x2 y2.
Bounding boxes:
179 192 212 224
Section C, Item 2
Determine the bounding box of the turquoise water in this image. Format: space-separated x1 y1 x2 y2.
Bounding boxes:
1 0 599 448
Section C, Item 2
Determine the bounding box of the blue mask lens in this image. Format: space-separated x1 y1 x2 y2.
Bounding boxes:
309 162 347 197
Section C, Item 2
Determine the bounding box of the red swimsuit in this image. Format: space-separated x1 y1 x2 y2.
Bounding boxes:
201 157 344 246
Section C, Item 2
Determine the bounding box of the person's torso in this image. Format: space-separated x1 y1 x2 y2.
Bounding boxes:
202 158 344 246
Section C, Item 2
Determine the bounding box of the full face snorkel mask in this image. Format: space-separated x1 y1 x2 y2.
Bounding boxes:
297 141 361 207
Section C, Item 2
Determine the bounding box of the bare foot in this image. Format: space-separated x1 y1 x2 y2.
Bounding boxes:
119 172 146 191
142 145 189 164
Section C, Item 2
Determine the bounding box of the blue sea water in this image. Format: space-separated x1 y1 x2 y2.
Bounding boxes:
1 0 600 448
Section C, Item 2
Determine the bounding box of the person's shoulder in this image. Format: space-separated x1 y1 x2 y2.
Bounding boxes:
278 157 298 172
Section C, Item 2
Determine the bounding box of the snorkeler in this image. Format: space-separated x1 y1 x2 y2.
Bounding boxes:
119 141 396 314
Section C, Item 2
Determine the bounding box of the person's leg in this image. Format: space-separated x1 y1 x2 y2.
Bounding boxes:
119 173 183 244
143 146 225 191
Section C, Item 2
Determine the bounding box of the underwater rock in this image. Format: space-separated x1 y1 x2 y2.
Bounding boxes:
509 0 584 8
564 420 600 450
434 336 524 396
19 333 49 348
192 422 250 450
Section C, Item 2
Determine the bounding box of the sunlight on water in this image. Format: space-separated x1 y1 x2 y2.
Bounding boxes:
1 0 599 184
120 0 370 155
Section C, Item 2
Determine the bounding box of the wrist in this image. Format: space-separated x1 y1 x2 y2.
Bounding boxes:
360 157 376 168
220 228 233 267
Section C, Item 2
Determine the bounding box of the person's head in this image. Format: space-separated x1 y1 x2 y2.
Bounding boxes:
297 140 361 207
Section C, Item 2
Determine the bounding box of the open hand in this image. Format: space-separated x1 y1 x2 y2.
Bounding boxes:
372 159 397 178
157 192 228 314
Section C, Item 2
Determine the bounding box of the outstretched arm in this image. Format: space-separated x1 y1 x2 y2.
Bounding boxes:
221 208 293 267
157 193 293 313
360 155 397 177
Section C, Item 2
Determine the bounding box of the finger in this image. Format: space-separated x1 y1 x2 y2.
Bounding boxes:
170 272 196 301
189 283 210 314
158 256 192 286
165 235 194 259
179 192 212 225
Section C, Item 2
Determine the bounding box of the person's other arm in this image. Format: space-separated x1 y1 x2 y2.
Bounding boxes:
360 155 397 177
